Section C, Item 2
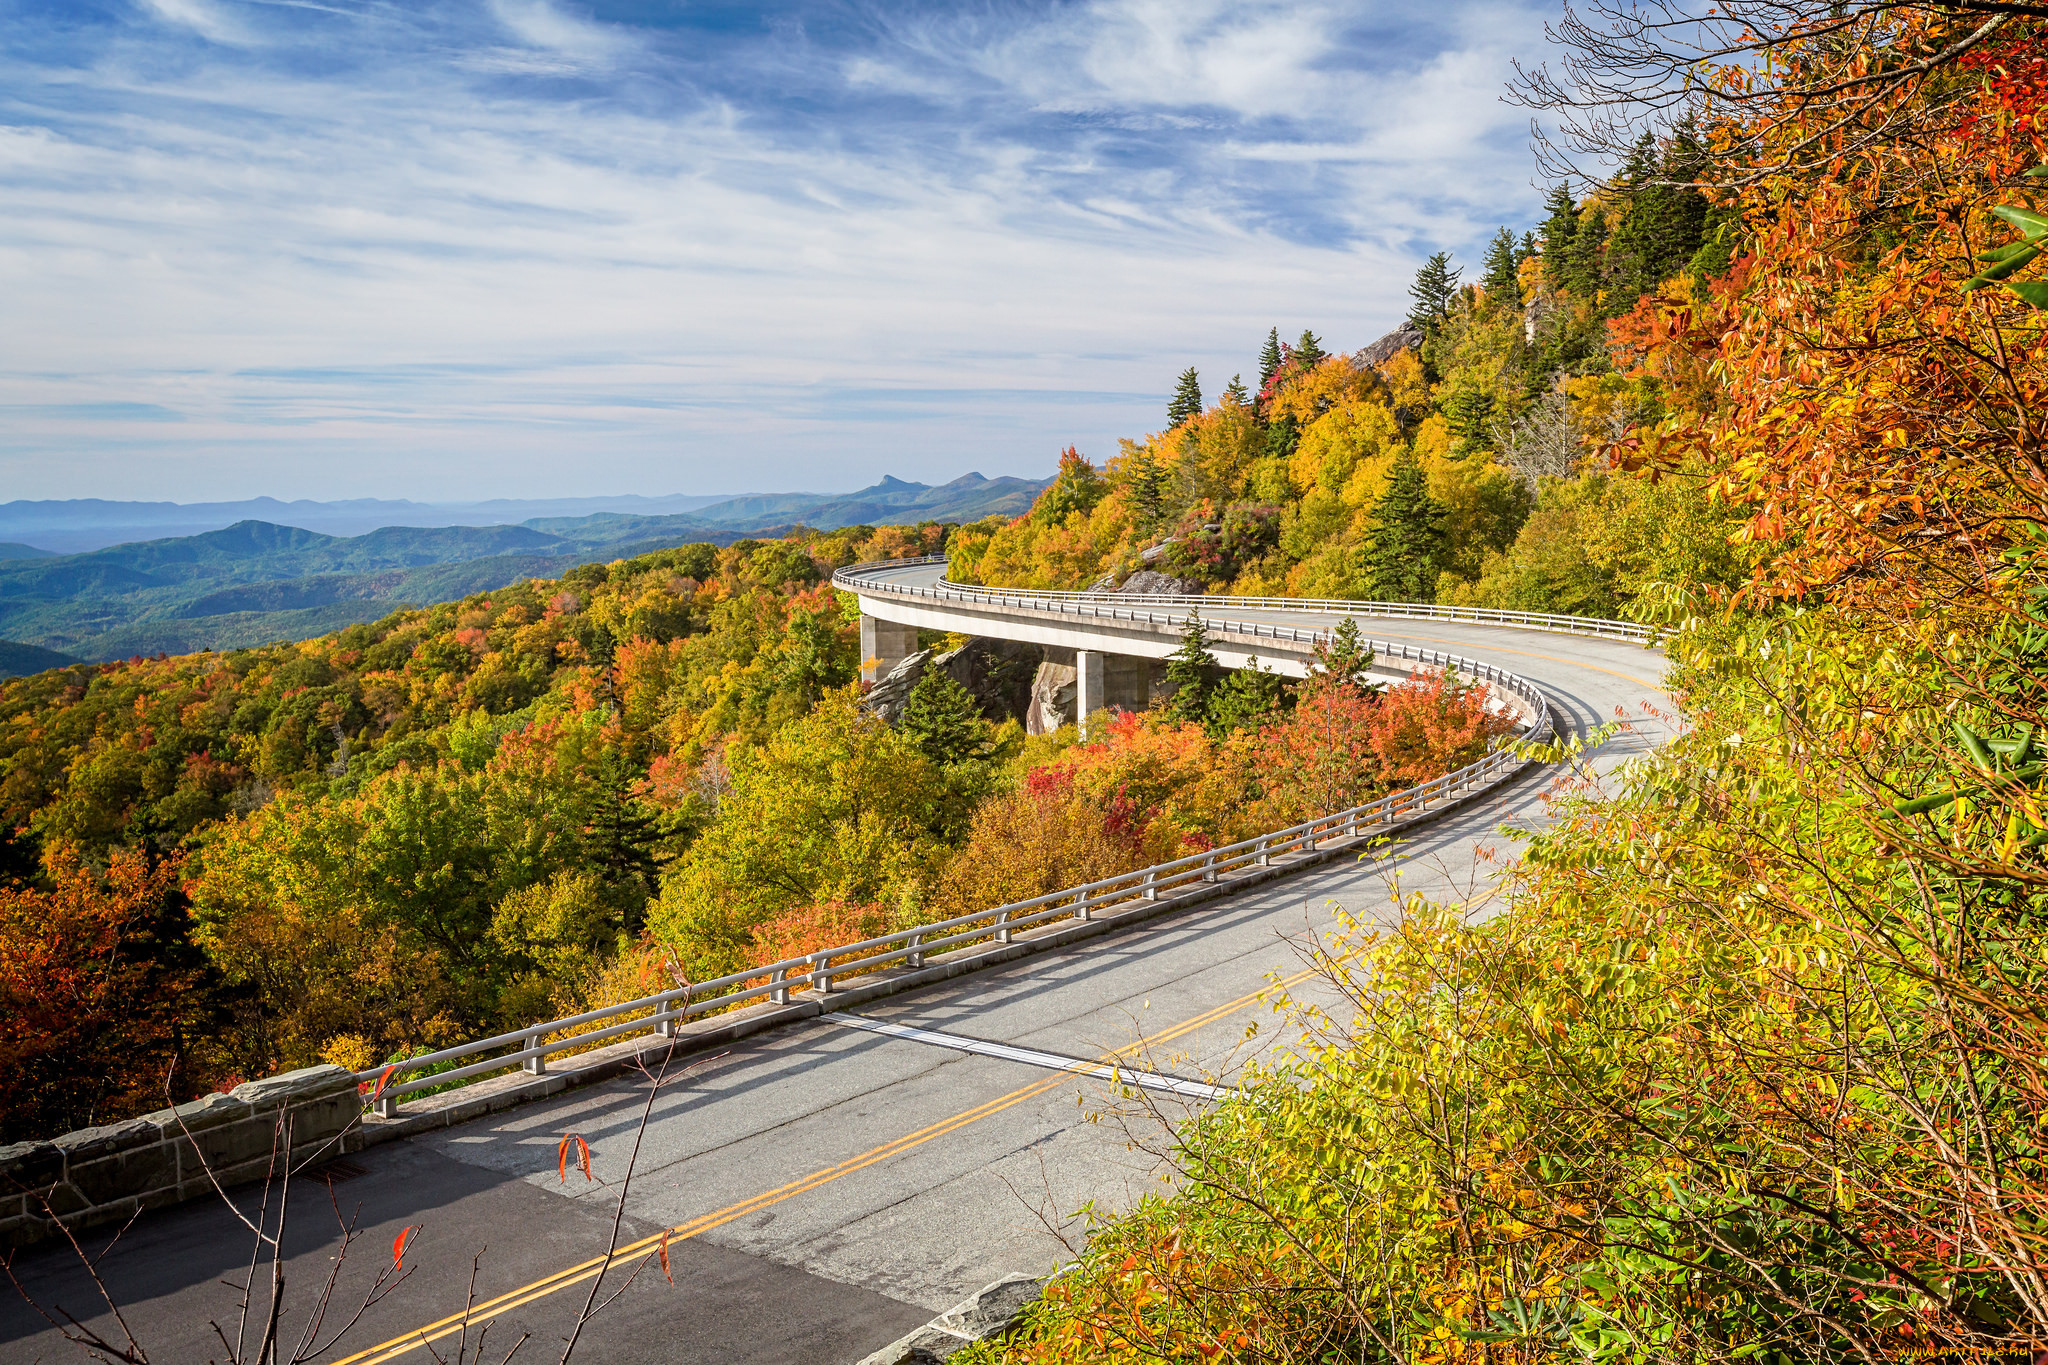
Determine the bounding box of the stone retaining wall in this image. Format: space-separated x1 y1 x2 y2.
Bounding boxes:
0 1065 361 1250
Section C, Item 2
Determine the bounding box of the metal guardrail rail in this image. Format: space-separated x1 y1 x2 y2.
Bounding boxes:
359 559 1569 1114
834 555 1656 644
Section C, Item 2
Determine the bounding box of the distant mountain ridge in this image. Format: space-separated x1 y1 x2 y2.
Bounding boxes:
0 492 756 555
0 472 1049 664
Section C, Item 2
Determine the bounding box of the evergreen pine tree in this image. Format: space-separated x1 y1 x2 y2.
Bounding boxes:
1164 611 1220 726
1127 444 1166 534
1605 129 1710 310
1479 228 1520 304
1263 414 1300 462
1292 330 1327 370
1166 367 1203 427
1221 373 1250 405
1406 252 1461 334
1257 329 1284 390
1539 186 1579 278
1519 230 1538 264
1559 205 1607 299
1307 616 1379 695
1445 389 1496 457
899 666 991 766
1204 657 1286 738
1358 451 1449 601
583 746 665 924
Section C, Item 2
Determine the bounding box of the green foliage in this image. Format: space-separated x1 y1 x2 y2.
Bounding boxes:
899 666 993 767
1962 165 2048 308
1406 251 1461 334
1167 366 1204 427
1307 616 1378 695
1162 612 1220 726
649 694 968 975
1479 225 1521 303
1357 452 1448 601
1256 327 1283 391
1203 656 1286 738
1031 446 1109 527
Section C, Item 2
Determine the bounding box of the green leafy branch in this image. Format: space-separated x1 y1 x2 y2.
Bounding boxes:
1961 165 2048 309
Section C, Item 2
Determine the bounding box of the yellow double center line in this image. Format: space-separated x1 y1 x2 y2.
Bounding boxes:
336 970 1316 1364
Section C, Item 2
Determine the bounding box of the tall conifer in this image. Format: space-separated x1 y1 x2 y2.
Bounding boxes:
1480 228 1520 304
1257 329 1284 389
1292 330 1327 370
1167 367 1203 427
899 667 990 766
1358 452 1449 601
1164 611 1221 725
1406 253 1461 334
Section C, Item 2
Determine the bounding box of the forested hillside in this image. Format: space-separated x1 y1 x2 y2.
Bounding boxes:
0 507 1506 1142
962 3 2048 1362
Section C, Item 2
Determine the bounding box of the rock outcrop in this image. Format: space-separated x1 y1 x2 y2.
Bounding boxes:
1356 322 1424 369
1116 567 1202 596
863 638 1043 727
1026 660 1078 735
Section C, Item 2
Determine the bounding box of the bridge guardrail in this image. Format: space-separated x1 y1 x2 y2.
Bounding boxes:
832 555 1655 644
359 559 1556 1114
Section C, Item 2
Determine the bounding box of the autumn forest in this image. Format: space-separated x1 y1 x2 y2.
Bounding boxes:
6 0 2048 1356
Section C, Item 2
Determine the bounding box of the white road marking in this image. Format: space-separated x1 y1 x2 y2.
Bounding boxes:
821 1014 1231 1101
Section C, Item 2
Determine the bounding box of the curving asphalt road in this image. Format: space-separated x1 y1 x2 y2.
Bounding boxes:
1 578 1675 1365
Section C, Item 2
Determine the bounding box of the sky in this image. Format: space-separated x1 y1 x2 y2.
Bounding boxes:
0 0 1559 502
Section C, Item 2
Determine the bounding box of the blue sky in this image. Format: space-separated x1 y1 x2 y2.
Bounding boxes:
0 0 1557 501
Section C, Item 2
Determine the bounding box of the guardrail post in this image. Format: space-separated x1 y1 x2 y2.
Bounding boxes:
1203 853 1217 883
1255 838 1270 868
811 953 833 995
522 1030 546 1076
1075 893 1092 921
374 1089 399 1120
655 1003 678 1039
1142 872 1157 901
771 965 790 1006
997 909 1013 944
1304 826 1318 852
907 933 925 968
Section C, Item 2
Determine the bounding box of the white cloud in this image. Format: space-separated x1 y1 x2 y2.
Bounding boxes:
0 0 1557 501
136 0 256 46
486 0 627 65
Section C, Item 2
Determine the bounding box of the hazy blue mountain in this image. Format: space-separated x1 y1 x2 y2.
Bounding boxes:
0 543 54 561
0 492 759 554
0 640 77 678
0 472 1049 666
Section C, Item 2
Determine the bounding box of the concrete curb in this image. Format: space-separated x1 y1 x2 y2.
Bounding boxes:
347 747 1550 1151
854 1272 1047 1364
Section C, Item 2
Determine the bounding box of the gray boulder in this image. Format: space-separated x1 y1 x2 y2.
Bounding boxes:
863 649 933 725
1117 567 1202 596
931 637 1040 724
1356 322 1424 369
864 639 1043 727
1026 660 1078 735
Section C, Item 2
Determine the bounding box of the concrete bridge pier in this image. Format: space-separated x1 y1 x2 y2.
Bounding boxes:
860 615 919 686
1073 650 1151 738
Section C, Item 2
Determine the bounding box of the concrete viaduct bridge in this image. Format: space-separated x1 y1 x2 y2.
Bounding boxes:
2 562 1674 1365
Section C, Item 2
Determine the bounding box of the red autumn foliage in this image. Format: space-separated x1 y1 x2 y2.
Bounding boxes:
0 844 213 1141
746 899 892 969
1367 668 1518 787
